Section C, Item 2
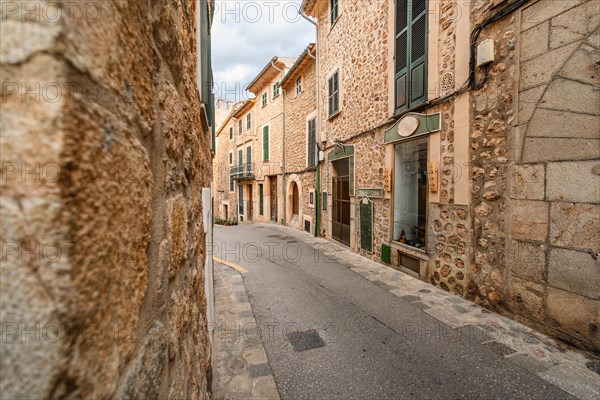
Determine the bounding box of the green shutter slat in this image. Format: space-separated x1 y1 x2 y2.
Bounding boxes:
263 126 269 160
395 0 428 113
409 1 428 108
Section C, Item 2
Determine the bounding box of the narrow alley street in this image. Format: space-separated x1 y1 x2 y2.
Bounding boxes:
212 224 599 400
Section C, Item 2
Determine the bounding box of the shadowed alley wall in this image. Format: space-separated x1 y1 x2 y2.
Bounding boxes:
1 0 212 398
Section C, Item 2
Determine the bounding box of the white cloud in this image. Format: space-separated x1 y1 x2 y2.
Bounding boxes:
211 0 315 103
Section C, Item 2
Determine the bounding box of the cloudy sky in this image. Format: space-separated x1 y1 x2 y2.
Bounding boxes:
212 0 315 103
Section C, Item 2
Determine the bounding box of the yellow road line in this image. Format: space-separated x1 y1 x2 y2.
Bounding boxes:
213 257 248 274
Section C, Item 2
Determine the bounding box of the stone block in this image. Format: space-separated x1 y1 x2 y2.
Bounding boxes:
550 202 600 251
0 20 60 64
547 161 600 203
539 78 600 115
558 44 600 85
506 276 545 321
549 248 600 300
510 164 545 200
528 109 600 139
508 240 547 283
549 1 600 49
521 21 549 61
522 138 600 163
519 42 579 90
521 0 587 31
585 27 600 48
510 200 549 242
547 287 600 348
518 86 546 125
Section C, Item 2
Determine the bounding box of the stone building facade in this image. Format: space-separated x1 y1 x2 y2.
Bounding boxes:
247 57 295 225
1 0 214 398
300 0 599 351
468 0 600 351
214 101 244 221
281 44 319 233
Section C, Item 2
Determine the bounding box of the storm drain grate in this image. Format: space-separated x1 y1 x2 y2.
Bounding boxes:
287 329 326 352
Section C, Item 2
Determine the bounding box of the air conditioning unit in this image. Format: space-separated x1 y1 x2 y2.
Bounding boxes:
318 151 325 162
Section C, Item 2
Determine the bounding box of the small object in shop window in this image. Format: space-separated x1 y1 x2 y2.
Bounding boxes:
400 229 407 244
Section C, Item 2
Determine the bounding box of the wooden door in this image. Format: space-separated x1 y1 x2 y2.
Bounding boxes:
270 176 277 222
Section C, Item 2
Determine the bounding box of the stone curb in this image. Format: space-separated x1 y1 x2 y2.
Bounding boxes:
212 264 280 400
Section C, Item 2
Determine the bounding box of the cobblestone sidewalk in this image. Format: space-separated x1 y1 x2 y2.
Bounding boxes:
265 224 600 400
212 262 280 400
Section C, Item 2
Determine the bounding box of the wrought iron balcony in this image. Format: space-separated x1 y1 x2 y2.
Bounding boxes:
230 163 255 180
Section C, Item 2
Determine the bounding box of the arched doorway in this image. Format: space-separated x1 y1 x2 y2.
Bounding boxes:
291 182 299 216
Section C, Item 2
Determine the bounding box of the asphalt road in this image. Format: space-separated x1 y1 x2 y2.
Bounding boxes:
214 224 574 400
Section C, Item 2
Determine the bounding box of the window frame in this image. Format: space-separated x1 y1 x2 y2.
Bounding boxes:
393 0 429 115
328 70 340 118
262 125 270 161
229 126 233 141
238 119 243 135
261 92 268 107
296 76 302 95
330 0 339 25
273 81 280 98
392 136 429 252
307 117 317 167
228 150 233 166
246 113 252 130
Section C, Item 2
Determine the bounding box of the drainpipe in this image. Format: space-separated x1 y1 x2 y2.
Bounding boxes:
300 6 320 236
271 60 286 225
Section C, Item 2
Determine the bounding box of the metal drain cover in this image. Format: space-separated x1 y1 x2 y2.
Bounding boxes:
287 329 325 352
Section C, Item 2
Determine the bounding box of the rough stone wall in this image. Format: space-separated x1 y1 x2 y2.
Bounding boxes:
1 1 212 398
316 0 389 140
470 0 599 351
429 204 471 296
316 0 389 253
352 132 388 260
283 58 317 230
252 74 285 223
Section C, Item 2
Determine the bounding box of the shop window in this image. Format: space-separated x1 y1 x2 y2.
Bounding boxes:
393 137 428 250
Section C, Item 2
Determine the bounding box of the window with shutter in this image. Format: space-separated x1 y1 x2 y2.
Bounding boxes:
330 0 339 24
328 70 339 117
229 127 233 140
262 92 268 107
238 119 242 135
307 118 317 167
296 76 302 95
246 113 251 130
273 82 280 98
394 0 428 114
263 125 269 161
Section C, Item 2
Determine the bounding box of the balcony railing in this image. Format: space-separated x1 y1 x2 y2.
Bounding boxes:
230 163 255 180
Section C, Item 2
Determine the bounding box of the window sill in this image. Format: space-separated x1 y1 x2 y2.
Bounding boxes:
390 241 429 260
327 110 341 121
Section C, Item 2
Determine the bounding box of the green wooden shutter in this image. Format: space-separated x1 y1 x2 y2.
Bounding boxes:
259 184 264 215
395 0 428 113
394 0 409 113
308 119 316 166
409 0 427 107
263 126 269 160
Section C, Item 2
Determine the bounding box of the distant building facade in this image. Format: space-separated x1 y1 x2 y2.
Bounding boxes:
213 0 599 352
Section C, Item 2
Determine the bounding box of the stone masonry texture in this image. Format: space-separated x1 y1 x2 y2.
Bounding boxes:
1 1 212 398
471 0 600 351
